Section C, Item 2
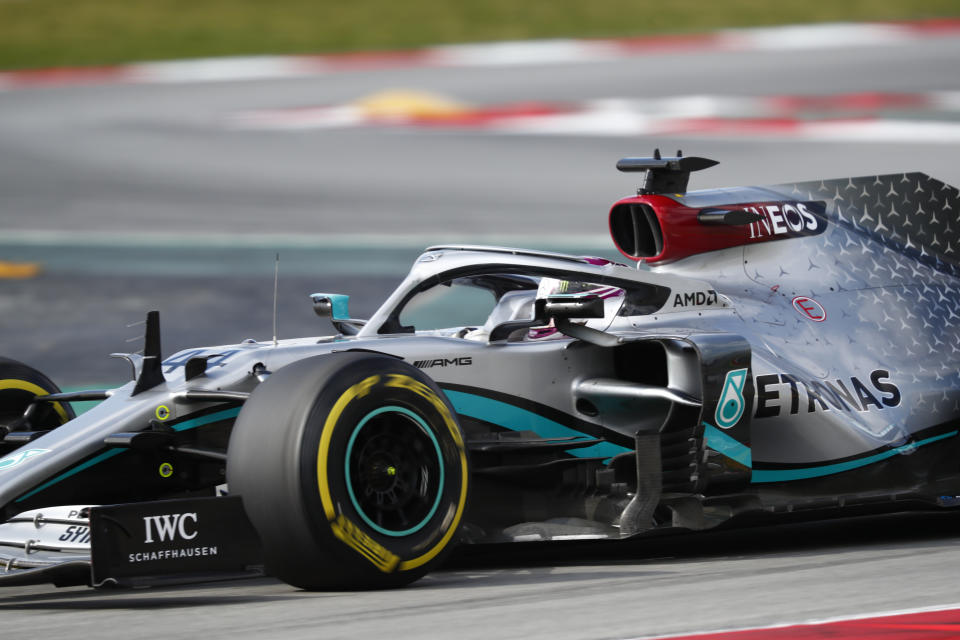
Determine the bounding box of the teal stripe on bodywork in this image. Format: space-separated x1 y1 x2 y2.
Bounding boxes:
703 423 752 467
170 406 241 432
703 424 957 484
443 389 630 460
16 406 242 502
17 448 124 502
751 430 958 483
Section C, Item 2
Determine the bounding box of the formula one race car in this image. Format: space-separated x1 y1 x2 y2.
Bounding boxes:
2 152 960 590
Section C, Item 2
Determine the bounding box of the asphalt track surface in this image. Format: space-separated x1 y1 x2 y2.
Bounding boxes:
2 31 960 637
3 512 960 639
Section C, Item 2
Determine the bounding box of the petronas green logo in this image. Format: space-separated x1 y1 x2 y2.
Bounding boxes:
715 368 748 429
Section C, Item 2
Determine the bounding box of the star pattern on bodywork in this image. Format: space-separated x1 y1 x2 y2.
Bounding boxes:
738 172 960 425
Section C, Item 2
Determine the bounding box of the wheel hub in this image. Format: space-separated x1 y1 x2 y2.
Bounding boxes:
345 406 444 537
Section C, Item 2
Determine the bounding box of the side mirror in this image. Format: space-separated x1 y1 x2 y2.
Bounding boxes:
310 293 367 336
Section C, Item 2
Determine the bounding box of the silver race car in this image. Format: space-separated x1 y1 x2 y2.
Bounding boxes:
2 152 959 590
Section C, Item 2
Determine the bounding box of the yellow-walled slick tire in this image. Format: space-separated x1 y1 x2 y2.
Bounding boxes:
0 357 74 433
227 352 470 590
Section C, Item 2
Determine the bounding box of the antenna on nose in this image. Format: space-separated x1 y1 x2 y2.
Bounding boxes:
272 253 280 347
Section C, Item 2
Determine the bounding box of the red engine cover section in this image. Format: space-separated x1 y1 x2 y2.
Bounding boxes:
608 194 827 264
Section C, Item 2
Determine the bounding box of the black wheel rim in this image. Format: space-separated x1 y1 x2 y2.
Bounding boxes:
344 406 444 537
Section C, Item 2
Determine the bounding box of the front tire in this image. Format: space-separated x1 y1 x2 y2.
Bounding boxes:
227 352 469 590
0 357 74 433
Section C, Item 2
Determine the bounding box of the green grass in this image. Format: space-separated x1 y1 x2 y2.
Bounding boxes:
0 0 958 70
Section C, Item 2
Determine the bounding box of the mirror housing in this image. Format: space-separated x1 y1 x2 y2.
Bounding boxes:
310 293 367 335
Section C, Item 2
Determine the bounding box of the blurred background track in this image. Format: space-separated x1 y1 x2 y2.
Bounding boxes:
2 8 960 636
2 25 960 386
